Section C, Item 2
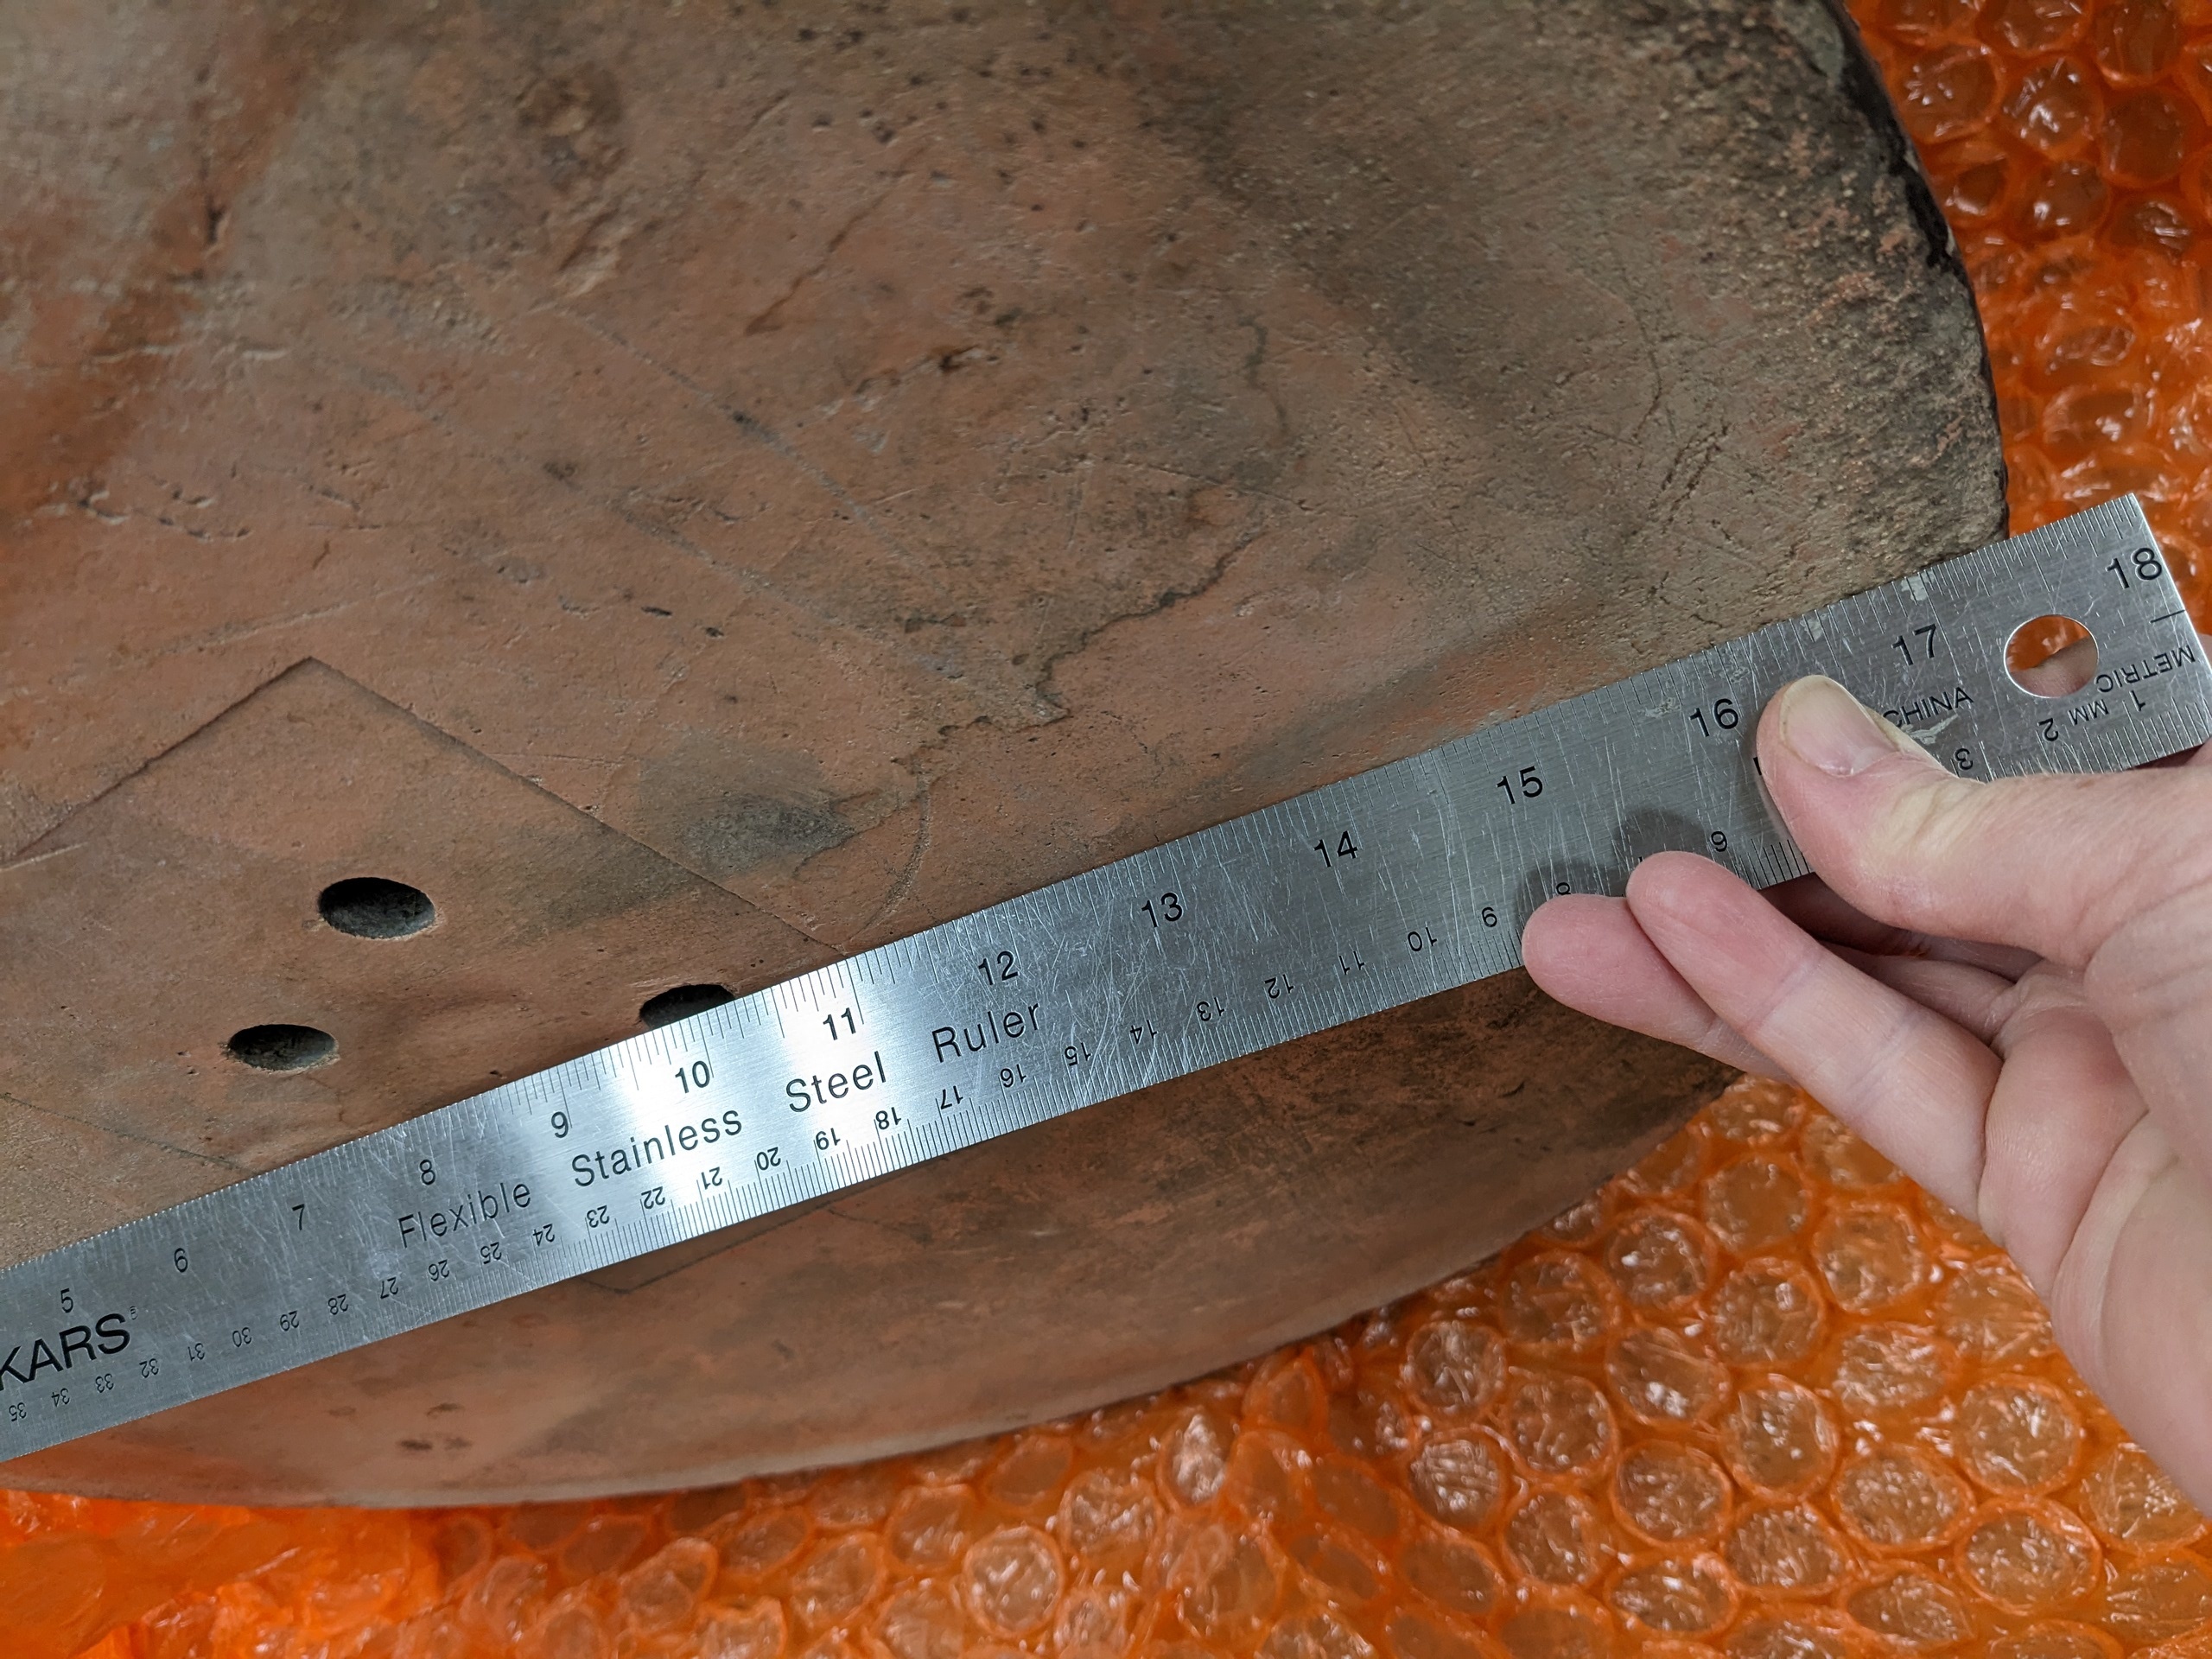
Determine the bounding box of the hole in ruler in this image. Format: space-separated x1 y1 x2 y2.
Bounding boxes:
640 983 736 1028
2005 614 2097 697
225 1024 338 1071
317 876 435 938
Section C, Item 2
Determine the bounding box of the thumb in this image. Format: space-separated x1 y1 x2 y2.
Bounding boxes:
1756 675 2212 969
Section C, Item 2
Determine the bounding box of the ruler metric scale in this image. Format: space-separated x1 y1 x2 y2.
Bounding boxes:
5 497 2209 1462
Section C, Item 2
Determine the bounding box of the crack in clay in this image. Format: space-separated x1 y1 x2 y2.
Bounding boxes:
1032 532 1253 717
0 842 85 876
314 346 937 660
543 301 957 607
844 775 934 944
742 176 910 338
6 575 449 708
0 1090 244 1175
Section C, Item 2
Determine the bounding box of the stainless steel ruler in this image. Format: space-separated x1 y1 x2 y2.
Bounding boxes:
5 496 2208 1462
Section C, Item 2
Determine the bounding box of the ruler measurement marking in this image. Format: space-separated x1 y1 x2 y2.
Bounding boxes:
4 501 2208 1459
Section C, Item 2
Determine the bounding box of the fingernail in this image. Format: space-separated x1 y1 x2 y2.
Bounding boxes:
1776 675 1922 777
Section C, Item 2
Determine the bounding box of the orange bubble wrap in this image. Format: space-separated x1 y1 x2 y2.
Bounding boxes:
10 3 2212 1656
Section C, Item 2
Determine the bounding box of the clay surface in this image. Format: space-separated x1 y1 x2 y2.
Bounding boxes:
1 0 2002 1503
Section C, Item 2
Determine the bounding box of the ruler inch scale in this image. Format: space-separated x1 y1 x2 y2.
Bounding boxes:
4 497 2208 1463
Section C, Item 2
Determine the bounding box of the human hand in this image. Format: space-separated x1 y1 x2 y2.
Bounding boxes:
1521 670 2212 1508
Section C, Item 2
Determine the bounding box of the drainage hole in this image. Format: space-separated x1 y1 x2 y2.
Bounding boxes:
226 1024 338 1071
319 876 436 938
640 983 735 1028
2005 613 2098 698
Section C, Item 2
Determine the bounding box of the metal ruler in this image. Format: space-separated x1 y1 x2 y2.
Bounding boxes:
4 497 2207 1463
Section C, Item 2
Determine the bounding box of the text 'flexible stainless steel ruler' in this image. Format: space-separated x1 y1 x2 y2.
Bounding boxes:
5 496 2209 1462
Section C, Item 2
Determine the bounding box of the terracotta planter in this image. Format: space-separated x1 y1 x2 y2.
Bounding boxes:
0 0 2001 1503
